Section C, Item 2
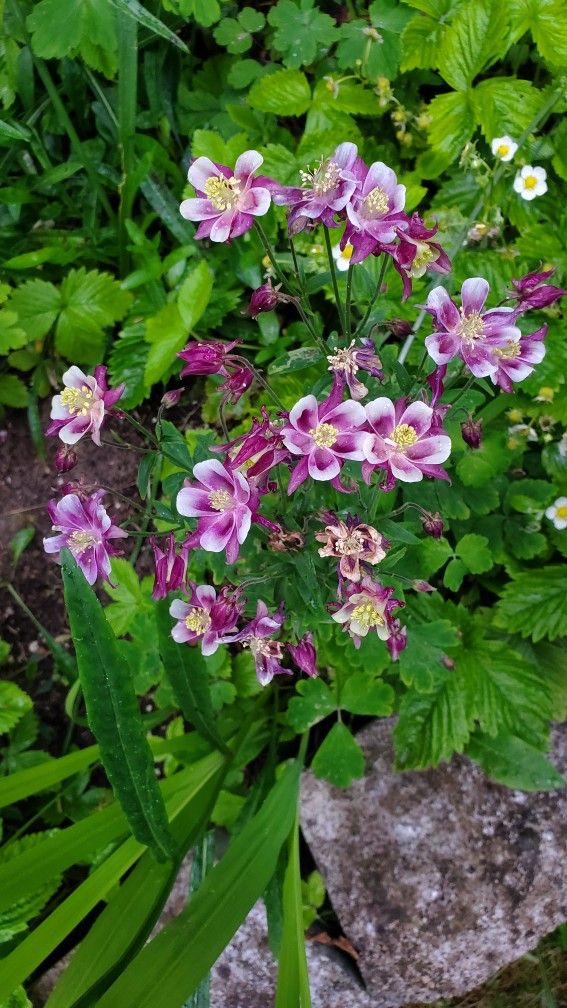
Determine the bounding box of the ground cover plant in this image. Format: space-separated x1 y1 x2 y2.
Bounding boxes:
1 1 567 1005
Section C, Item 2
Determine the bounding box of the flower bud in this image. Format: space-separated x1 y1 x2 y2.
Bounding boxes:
54 444 78 474
387 317 413 339
412 579 435 593
387 622 407 661
287 633 318 678
244 282 281 318
161 387 183 410
461 416 483 449
421 511 444 539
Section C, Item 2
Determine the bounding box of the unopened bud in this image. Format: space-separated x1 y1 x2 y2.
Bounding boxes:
412 579 435 593
421 511 444 539
244 282 281 318
461 416 483 449
388 317 413 339
161 387 183 409
54 444 78 473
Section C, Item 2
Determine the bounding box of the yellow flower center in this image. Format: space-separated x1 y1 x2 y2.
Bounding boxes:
340 243 354 261
300 159 341 195
203 174 241 211
69 530 98 552
494 340 520 359
185 608 212 634
458 310 484 342
309 422 339 448
523 175 537 190
351 600 385 630
60 385 94 416
364 186 389 215
411 243 438 275
556 505 567 519
391 423 418 449
208 489 233 511
497 143 509 157
537 387 554 402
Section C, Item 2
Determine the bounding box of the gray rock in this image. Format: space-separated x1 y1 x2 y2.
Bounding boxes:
301 720 567 1007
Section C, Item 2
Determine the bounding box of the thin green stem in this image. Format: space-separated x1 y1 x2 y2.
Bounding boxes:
354 254 389 338
130 454 162 565
254 220 290 290
1 583 76 680
232 355 286 410
345 263 354 339
120 411 159 447
323 226 346 337
117 10 138 276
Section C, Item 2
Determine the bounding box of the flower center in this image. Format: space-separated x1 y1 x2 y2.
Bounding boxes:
351 600 385 630
60 385 94 416
391 423 418 449
247 636 284 659
309 422 339 448
556 505 567 519
185 608 212 634
411 243 438 275
327 342 358 375
208 489 233 511
203 174 241 211
68 530 98 553
523 175 537 190
497 143 509 157
364 186 389 215
494 340 521 359
336 531 365 555
340 243 354 261
300 159 341 195
458 310 484 342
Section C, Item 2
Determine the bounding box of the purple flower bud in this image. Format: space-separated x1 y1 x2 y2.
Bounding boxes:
421 511 444 539
177 340 238 377
161 388 183 410
386 621 407 661
244 283 281 318
219 365 254 405
54 444 78 474
461 416 483 449
150 533 190 600
387 318 413 339
412 579 435 593
287 633 318 678
509 268 567 311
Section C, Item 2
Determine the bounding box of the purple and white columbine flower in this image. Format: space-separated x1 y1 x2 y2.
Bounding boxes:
43 490 127 585
424 278 522 378
327 338 383 400
169 583 242 655
488 324 547 393
363 397 451 485
176 459 258 564
47 366 124 447
237 601 290 686
179 150 273 242
273 142 363 234
150 532 190 600
342 161 408 263
177 340 239 377
281 382 370 494
332 576 402 649
392 213 451 300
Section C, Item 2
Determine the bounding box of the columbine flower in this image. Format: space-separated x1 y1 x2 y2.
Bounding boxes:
461 416 483 449
177 340 238 377
392 213 451 300
179 150 273 242
342 161 408 263
218 364 254 405
176 460 259 564
237 601 290 686
363 397 451 485
315 515 388 582
332 242 356 272
169 584 242 655
386 619 407 660
491 136 518 162
54 445 78 474
332 576 402 649
215 407 289 481
47 366 124 447
161 388 183 409
43 490 127 585
281 384 370 494
421 511 444 539
424 278 522 378
327 338 383 400
545 497 567 530
508 268 567 311
488 325 547 393
150 533 190 600
272 142 363 234
267 529 304 552
287 633 318 678
513 165 547 201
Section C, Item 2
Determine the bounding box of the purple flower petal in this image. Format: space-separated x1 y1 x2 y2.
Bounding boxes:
235 149 263 177
288 395 319 433
365 397 396 435
188 157 221 192
398 401 433 437
461 277 489 315
426 287 460 330
176 487 213 517
307 447 341 481
179 197 219 221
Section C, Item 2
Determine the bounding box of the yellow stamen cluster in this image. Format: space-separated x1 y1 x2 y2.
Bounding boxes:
494 340 520 359
497 143 510 157
208 489 233 512
185 608 211 634
458 310 484 342
411 244 438 275
391 423 418 449
300 159 341 195
556 505 567 520
351 600 385 630
204 174 241 211
523 175 537 190
309 422 339 448
60 385 94 416
364 186 389 215
69 530 98 552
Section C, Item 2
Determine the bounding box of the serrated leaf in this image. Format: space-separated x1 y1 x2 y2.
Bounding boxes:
422 90 475 177
8 279 60 341
286 679 335 732
495 567 567 642
472 78 546 142
437 0 508 89
398 619 458 692
55 268 132 364
267 0 337 68
394 672 469 770
311 722 365 787
0 683 32 734
248 68 311 116
61 550 174 861
108 323 149 409
0 375 28 408
466 732 565 791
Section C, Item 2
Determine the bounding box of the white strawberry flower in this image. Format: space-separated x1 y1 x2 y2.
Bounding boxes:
513 165 547 201
545 497 567 530
491 135 518 162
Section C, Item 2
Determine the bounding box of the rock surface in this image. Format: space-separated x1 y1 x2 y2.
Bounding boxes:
301 720 567 1007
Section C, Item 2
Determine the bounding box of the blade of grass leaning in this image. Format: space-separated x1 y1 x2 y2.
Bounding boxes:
156 599 230 754
183 831 215 1008
96 760 302 1008
117 4 138 276
275 807 312 1008
61 549 174 861
108 0 189 52
0 745 99 809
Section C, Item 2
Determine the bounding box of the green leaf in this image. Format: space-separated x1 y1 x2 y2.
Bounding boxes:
55 268 132 365
145 263 213 386
8 279 60 341
437 0 509 90
466 732 565 791
0 309 27 353
311 722 365 787
495 568 567 642
0 682 32 734
400 11 446 72
103 559 146 636
269 347 324 375
398 619 458 692
96 761 301 1008
394 671 469 770
443 558 468 592
340 673 394 717
108 323 149 409
422 89 475 177
107 0 189 52
248 68 311 116
0 746 99 809
27 0 117 76
275 808 311 1008
61 550 174 861
0 833 62 946
286 678 336 732
267 0 337 68
455 533 493 574
155 599 228 754
472 78 546 142
509 0 567 66
0 375 28 407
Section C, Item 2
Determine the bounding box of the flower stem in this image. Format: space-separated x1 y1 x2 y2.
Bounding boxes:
254 220 290 290
345 263 354 339
288 237 327 353
354 254 389 338
323 226 347 337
